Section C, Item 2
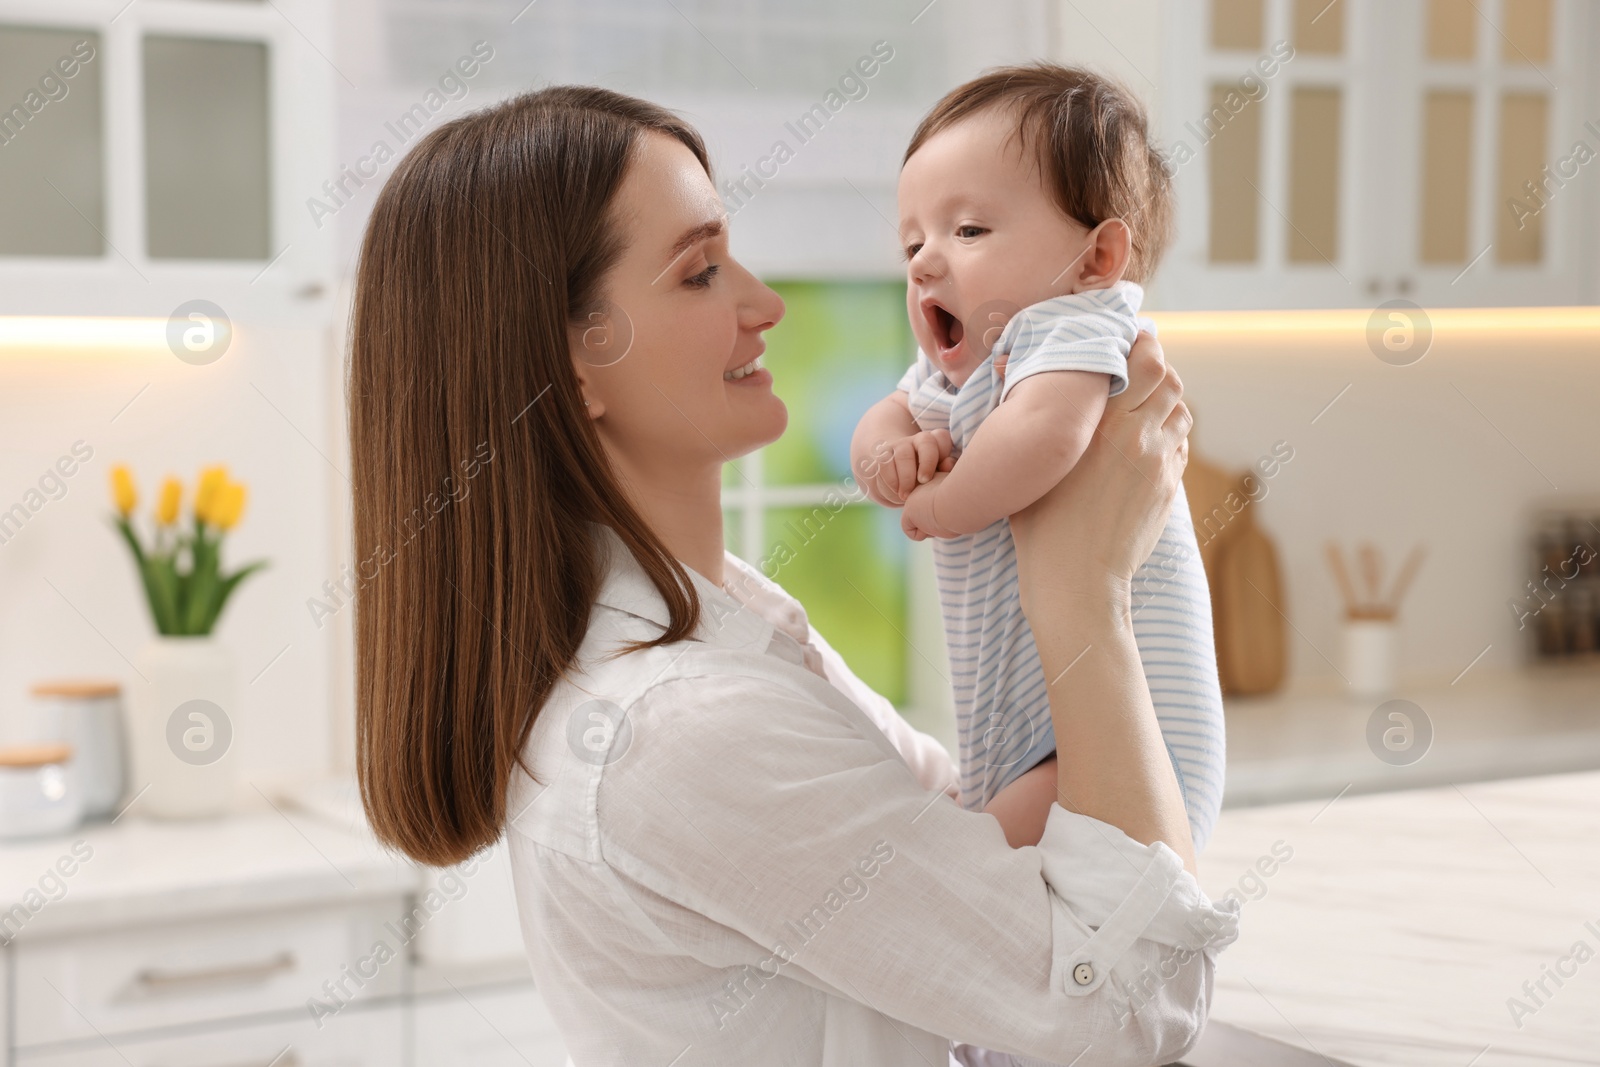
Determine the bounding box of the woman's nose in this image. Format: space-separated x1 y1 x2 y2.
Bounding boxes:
739 263 785 331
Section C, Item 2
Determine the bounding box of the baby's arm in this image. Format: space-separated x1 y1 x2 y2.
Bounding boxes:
902 370 1108 540
851 392 952 507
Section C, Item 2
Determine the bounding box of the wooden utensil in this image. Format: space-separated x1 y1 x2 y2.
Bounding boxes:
1359 542 1384 610
1383 545 1426 616
1326 542 1360 617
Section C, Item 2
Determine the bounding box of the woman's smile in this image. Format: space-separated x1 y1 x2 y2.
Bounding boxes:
724 354 768 383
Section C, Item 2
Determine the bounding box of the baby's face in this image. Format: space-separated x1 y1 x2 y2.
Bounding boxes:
898 109 1095 386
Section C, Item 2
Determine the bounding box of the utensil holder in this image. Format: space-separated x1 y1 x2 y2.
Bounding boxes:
1342 616 1397 698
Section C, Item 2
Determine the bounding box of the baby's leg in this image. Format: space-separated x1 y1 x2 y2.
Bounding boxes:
1128 479 1227 852
980 751 1058 848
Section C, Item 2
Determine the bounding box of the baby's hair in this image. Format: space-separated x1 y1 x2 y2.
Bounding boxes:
904 62 1173 283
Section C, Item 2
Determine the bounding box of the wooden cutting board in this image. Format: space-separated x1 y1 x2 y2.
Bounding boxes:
1214 513 1288 694
1183 449 1288 695
1183 449 1245 578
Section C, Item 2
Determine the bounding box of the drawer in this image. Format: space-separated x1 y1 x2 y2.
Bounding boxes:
14 901 406 1048
16 1002 403 1067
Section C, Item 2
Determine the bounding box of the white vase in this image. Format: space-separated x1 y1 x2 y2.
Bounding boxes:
1342 618 1398 698
127 637 237 818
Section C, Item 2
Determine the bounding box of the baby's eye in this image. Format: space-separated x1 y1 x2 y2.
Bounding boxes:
902 241 923 261
956 225 987 239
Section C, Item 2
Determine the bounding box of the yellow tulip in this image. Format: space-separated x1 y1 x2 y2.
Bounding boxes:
110 465 137 517
194 465 228 525
212 482 248 531
156 477 182 525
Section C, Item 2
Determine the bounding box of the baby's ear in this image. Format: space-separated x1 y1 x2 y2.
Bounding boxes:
1075 218 1132 289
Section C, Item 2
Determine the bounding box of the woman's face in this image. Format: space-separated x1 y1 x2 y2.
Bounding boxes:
574 132 787 477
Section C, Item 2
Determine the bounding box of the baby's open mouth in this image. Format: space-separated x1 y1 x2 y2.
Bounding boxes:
925 301 964 360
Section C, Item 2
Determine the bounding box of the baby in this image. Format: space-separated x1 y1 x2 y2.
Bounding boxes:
850 63 1225 850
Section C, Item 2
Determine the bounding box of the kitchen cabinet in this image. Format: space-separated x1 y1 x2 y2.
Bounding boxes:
13 903 401 1048
0 805 568 1066
0 0 336 320
14 1006 404 1067
1158 0 1600 309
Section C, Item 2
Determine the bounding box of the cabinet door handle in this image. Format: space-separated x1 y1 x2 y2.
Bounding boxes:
133 951 295 993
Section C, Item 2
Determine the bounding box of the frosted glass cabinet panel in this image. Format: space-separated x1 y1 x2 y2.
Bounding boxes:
1285 86 1341 264
143 36 272 260
1160 0 1597 308
0 0 315 321
1212 0 1266 48
1420 90 1474 263
0 26 103 256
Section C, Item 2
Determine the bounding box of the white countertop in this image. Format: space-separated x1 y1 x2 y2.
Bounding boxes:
1222 665 1600 807
0 787 416 942
1197 766 1600 1066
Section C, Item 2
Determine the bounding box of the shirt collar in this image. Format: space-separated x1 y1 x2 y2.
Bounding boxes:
588 521 775 653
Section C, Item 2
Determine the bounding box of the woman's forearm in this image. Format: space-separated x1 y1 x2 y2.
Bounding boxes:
1032 578 1198 876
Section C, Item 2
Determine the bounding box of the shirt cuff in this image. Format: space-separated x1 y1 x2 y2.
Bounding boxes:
1036 803 1241 997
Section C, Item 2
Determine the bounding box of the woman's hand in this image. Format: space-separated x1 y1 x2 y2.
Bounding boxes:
1008 331 1190 616
1006 330 1198 874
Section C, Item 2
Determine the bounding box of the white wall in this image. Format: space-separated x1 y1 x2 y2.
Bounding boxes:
0 320 340 781
1166 320 1600 686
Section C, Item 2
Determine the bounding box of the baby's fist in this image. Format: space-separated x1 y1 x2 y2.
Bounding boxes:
901 472 958 541
864 429 953 507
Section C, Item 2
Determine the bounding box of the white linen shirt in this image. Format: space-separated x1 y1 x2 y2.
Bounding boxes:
505 522 1241 1067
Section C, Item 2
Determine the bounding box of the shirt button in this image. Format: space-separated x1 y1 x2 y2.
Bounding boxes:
1072 962 1094 986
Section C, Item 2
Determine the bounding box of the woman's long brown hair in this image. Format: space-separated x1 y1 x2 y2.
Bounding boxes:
348 87 706 866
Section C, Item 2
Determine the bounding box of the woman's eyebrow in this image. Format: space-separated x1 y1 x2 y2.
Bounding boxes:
663 218 724 266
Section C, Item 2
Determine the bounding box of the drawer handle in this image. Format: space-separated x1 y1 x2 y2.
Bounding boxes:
133 951 296 993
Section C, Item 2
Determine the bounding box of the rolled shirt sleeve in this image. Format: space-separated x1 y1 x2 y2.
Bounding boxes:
594 660 1241 1066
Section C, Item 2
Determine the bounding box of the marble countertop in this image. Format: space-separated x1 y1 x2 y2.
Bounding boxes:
0 787 416 942
1196 766 1600 1066
1222 665 1600 807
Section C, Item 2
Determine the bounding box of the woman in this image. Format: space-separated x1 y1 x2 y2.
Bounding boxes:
349 86 1239 1067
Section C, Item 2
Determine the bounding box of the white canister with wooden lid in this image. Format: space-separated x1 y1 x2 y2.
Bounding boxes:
0 744 84 839
28 681 127 819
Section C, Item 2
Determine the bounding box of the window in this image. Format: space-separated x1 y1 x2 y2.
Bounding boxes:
723 281 914 705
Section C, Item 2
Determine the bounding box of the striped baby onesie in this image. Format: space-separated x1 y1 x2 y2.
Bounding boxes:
896 281 1226 851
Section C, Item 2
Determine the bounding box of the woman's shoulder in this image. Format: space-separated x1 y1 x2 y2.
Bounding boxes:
508 636 902 859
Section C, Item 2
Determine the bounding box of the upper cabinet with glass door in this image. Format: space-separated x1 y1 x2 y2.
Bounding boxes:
0 0 334 318
1158 0 1599 308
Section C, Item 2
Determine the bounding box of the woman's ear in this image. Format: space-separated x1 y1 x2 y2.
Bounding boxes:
569 301 635 418
568 358 603 418
1074 218 1132 290
571 306 631 365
